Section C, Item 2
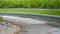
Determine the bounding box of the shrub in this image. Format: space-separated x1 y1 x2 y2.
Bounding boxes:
0 0 60 9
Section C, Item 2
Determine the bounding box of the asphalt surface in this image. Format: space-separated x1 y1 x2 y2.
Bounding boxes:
19 24 60 34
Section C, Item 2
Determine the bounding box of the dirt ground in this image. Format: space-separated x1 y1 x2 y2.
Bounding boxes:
0 22 20 34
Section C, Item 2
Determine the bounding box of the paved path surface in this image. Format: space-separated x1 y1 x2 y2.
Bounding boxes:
0 15 60 34
0 23 60 34
19 24 60 34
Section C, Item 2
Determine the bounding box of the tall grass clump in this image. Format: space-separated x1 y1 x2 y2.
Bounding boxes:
0 0 60 9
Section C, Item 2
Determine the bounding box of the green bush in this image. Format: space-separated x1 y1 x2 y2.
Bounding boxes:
0 0 60 8
0 16 3 22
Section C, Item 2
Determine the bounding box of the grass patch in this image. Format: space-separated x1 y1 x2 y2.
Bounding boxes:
0 0 60 8
0 9 60 16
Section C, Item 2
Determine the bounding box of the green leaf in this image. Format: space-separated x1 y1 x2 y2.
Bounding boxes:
0 16 3 22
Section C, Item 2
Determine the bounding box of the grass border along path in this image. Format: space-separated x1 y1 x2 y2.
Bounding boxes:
0 9 60 16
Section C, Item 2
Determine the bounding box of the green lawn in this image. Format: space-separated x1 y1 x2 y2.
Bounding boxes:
0 9 60 16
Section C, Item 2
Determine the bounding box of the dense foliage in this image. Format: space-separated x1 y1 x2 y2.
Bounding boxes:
0 0 60 9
